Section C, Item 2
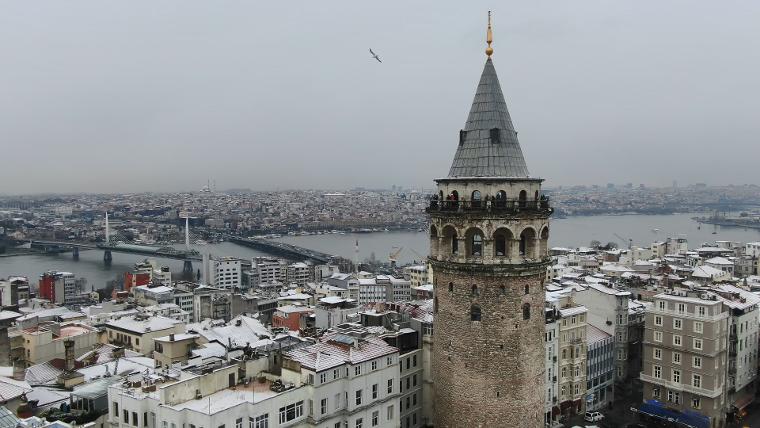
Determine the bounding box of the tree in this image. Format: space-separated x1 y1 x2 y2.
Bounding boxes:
590 240 601 249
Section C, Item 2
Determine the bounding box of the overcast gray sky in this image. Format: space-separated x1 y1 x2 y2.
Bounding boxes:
1 1 759 194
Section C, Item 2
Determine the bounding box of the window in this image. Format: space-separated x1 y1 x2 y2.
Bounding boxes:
654 315 663 326
132 412 138 426
694 338 703 350
387 405 394 420
355 418 363 428
694 321 703 333
654 331 663 342
524 284 530 295
372 410 379 427
672 369 680 383
653 348 662 360
236 419 243 428
693 356 702 368
113 402 118 417
673 352 681 364
673 318 682 330
470 304 481 321
413 355 417 367
653 387 660 399
372 384 378 399
387 379 393 393
677 303 685 314
320 373 327 383
448 282 453 292
371 360 377 370
658 300 665 311
278 402 303 424
673 335 682 346
254 414 269 428
355 366 361 376
693 374 701 388
523 303 531 320
692 397 701 409
321 398 328 415
334 369 340 379
355 390 363 405
667 390 680 404
164 423 168 428
653 365 661 379
561 367 567 378
697 306 706 317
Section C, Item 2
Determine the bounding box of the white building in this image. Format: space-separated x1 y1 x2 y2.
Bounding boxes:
574 282 632 381
252 257 287 287
283 330 401 428
287 262 310 287
211 257 242 289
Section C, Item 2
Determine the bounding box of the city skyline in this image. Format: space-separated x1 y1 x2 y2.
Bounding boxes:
2 2 760 193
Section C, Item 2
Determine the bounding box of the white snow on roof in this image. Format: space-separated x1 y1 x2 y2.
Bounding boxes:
105 315 182 334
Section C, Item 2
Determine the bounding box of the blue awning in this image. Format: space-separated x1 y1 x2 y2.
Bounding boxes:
637 400 710 428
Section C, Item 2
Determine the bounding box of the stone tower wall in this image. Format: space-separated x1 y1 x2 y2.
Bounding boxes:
432 261 546 428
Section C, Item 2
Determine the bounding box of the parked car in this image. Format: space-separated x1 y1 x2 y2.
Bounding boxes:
584 411 604 422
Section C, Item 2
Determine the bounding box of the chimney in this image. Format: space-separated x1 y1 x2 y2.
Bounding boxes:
63 339 75 372
112 346 125 360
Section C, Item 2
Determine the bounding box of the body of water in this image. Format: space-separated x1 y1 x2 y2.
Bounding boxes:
2 213 760 289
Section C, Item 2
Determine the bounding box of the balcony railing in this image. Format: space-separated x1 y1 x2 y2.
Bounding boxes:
427 198 551 214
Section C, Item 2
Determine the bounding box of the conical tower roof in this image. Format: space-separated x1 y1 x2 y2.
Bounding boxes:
447 58 530 178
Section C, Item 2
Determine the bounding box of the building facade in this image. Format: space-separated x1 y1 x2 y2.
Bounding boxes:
429 18 550 428
640 291 729 428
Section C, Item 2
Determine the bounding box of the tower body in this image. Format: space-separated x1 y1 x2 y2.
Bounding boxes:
429 57 551 428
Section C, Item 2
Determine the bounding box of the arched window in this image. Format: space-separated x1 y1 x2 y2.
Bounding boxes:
495 190 506 209
451 190 459 201
500 285 506 295
472 234 482 256
471 284 479 297
493 228 512 257
448 282 454 292
520 228 536 257
534 190 539 201
465 227 484 257
524 284 529 295
471 190 482 208
470 304 481 321
522 303 531 320
518 190 527 208
442 226 458 255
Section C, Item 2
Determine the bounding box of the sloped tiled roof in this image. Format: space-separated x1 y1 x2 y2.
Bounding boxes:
448 58 530 178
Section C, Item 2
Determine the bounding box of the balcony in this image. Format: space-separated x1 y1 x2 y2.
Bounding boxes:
426 198 551 215
640 373 722 398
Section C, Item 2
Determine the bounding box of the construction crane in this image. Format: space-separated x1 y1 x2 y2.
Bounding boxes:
613 233 633 249
389 246 404 267
408 247 426 264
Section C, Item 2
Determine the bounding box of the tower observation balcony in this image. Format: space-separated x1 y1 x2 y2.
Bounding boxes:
426 197 551 215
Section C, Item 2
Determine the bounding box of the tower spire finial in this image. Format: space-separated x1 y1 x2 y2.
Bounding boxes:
485 11 493 57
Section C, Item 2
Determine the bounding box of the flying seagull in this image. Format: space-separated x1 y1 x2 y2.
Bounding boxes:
369 48 382 63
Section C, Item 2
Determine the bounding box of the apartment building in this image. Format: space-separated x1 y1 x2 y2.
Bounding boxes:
550 292 589 418
286 262 310 287
640 291 729 428
251 257 287 287
575 282 632 382
282 330 401 428
544 305 560 427
210 257 242 289
586 324 614 411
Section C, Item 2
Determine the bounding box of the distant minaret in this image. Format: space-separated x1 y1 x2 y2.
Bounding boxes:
354 239 360 273
430 12 550 428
